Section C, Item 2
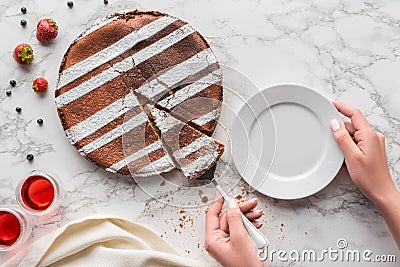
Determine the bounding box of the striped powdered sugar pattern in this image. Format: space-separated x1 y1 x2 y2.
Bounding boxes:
63 47 216 145
174 136 214 160
106 140 163 173
56 13 222 176
192 109 220 126
64 92 139 144
148 106 222 178
78 112 148 155
76 15 117 41
56 23 195 107
105 103 220 173
134 155 175 176
148 104 181 134
58 16 178 89
181 151 219 177
158 68 222 110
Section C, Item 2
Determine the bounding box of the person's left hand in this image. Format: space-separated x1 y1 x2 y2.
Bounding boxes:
205 193 266 267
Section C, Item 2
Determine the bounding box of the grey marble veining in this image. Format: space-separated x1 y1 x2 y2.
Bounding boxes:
1 0 400 266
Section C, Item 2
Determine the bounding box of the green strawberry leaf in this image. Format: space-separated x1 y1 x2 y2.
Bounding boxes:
47 18 58 30
20 46 34 64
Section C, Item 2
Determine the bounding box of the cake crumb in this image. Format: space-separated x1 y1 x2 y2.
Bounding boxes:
235 194 242 201
201 196 208 203
179 208 185 213
305 231 308 235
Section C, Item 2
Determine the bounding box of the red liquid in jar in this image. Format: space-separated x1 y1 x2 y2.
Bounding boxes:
0 211 21 246
21 175 54 211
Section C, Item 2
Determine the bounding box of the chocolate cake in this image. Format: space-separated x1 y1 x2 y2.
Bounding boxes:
145 104 224 180
55 10 223 177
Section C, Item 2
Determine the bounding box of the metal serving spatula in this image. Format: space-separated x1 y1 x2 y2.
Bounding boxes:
199 164 269 252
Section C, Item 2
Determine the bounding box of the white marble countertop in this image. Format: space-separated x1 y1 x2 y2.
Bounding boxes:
1 0 400 266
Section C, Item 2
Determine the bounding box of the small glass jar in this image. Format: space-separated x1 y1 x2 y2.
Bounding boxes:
0 206 32 251
16 170 62 216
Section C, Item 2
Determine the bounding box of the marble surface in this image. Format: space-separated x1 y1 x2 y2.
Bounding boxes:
1 0 400 266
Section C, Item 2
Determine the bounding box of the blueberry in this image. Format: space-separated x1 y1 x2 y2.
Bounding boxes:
37 118 43 125
26 154 34 161
21 7 27 14
67 1 73 8
16 107 22 113
104 0 108 4
10 80 16 87
6 91 11 96
20 19 27 27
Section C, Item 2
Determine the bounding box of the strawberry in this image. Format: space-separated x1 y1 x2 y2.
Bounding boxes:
32 78 48 94
36 18 58 43
13 44 34 65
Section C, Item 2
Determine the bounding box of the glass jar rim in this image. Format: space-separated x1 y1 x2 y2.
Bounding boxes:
0 206 31 251
16 170 60 216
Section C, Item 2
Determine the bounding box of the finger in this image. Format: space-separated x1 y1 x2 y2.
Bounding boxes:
206 191 224 233
244 210 263 221
377 132 385 147
354 131 361 143
221 209 263 233
354 130 370 144
226 199 247 243
219 199 259 233
238 198 258 213
219 215 229 233
332 101 371 131
252 221 263 229
330 119 363 158
344 121 356 136
376 132 388 161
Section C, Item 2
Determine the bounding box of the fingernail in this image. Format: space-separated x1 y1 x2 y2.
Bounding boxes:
249 198 258 203
229 198 238 208
256 210 263 214
330 119 340 132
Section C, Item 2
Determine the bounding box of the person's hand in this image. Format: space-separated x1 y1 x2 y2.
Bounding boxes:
205 193 266 267
329 101 397 207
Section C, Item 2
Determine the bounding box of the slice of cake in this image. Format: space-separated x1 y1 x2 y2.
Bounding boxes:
144 104 224 180
155 66 223 136
108 114 175 176
132 41 223 136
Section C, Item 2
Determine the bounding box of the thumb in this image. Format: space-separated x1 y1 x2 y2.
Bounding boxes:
330 119 361 159
226 199 247 243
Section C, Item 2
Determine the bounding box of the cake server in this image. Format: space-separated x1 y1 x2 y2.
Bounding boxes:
199 164 269 254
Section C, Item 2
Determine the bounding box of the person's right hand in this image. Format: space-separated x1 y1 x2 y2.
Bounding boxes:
329 101 397 207
205 193 266 267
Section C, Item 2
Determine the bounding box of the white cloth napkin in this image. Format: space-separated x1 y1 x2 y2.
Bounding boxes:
2 216 208 267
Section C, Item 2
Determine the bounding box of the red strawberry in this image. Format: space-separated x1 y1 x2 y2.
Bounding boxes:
13 44 34 65
32 78 48 94
36 18 58 43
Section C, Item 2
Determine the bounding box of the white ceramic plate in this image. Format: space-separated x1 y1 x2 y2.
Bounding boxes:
231 84 344 199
